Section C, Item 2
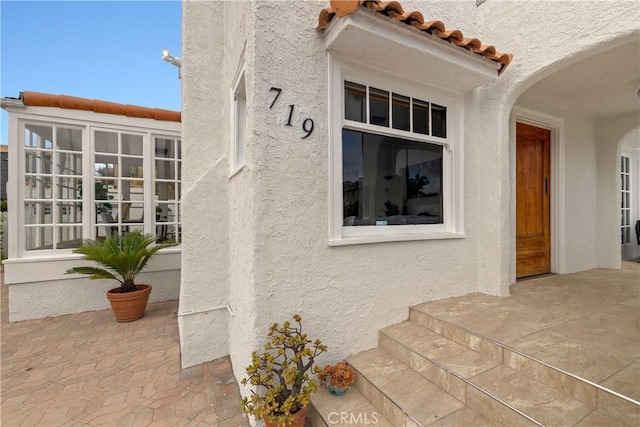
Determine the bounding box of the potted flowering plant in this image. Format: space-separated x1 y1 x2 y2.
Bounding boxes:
241 314 327 427
318 361 356 396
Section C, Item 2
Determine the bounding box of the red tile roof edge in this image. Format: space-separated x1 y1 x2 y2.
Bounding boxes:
318 0 513 75
20 91 181 123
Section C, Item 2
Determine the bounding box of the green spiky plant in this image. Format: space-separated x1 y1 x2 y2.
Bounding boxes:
66 231 176 293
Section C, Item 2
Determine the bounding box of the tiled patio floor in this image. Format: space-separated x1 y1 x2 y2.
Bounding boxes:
414 261 640 405
0 270 249 427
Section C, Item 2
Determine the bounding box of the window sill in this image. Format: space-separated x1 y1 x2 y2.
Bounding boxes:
3 247 182 285
328 231 465 246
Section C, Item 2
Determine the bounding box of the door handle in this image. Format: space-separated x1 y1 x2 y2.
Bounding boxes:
544 177 548 195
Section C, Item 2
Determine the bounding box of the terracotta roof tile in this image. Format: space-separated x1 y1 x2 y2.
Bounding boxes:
318 0 513 75
20 91 181 122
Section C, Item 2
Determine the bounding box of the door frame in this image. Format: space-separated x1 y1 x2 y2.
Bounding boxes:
510 106 565 284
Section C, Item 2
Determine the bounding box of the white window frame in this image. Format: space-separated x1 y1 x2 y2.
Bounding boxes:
621 153 632 245
230 51 247 176
12 113 181 259
328 54 464 246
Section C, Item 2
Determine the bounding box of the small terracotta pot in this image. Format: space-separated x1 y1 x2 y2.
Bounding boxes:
106 284 152 322
264 405 308 427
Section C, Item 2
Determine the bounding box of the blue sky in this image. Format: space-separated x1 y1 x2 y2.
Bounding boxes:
0 0 182 145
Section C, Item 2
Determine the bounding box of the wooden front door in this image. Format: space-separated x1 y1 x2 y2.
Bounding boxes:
516 122 551 278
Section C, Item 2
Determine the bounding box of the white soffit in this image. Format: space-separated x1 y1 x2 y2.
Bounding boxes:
323 9 499 92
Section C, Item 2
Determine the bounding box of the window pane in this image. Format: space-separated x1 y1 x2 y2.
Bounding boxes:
25 227 53 251
156 160 176 180
155 202 176 222
57 202 82 224
25 150 52 174
94 179 116 200
57 226 83 249
25 202 53 224
56 128 82 152
122 157 143 178
121 179 144 202
124 225 144 235
25 124 53 149
58 177 82 199
95 156 118 177
121 203 144 222
392 94 410 131
156 223 178 243
177 140 182 160
97 204 118 222
431 104 447 138
24 176 53 199
122 134 143 156
413 99 429 135
95 131 118 153
155 182 176 201
155 138 176 159
58 152 82 175
369 87 389 127
96 225 118 240
342 129 443 226
345 81 366 123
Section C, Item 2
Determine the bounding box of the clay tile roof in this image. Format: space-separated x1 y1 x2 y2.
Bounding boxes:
317 0 513 75
20 91 181 122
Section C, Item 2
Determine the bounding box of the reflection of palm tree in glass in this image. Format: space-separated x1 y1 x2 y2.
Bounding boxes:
407 173 429 199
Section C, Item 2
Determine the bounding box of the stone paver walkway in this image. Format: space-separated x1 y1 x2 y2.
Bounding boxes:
1 272 249 427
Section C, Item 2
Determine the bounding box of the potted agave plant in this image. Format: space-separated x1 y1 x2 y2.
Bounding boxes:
66 230 175 322
241 314 327 427
318 361 356 396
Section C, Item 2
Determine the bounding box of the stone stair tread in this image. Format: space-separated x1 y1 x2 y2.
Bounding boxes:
348 348 465 426
381 321 501 379
311 386 394 427
428 406 502 426
472 364 592 426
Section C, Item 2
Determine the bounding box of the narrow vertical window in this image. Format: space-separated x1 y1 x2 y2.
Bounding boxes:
24 124 83 251
392 94 410 131
155 137 182 243
232 70 246 173
369 88 389 127
621 155 631 244
344 81 366 123
431 104 447 138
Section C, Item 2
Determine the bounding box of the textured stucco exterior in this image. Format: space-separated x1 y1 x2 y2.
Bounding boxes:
179 0 640 391
8 268 180 322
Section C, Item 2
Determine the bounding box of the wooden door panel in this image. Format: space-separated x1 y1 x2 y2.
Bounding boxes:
516 123 550 278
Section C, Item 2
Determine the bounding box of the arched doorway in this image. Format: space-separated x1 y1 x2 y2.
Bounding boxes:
510 37 640 279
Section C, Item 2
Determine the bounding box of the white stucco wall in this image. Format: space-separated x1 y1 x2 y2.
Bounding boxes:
180 0 640 383
178 0 232 369
6 252 180 322
595 114 640 268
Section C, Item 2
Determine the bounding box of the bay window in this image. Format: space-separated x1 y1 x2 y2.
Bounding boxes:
18 120 181 255
329 57 464 245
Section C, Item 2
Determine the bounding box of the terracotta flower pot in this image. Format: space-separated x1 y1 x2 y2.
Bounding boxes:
264 405 308 427
106 284 152 322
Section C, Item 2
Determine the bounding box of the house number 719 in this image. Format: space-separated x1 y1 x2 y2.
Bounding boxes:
269 87 314 139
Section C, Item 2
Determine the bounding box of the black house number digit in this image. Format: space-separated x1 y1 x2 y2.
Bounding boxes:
268 87 314 139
